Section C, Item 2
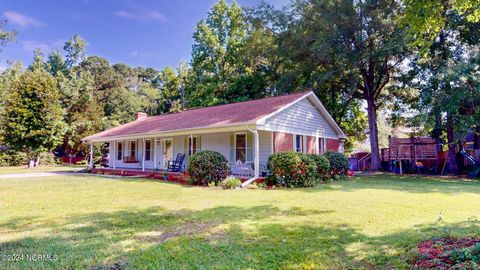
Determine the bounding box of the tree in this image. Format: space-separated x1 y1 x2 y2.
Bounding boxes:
47 49 68 76
402 0 480 51
263 0 406 168
64 34 86 68
2 70 64 167
158 66 183 113
57 71 103 156
189 0 249 106
28 49 47 72
403 1 480 174
0 20 16 55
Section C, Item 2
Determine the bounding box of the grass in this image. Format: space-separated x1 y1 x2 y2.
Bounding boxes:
0 174 479 269
0 165 85 175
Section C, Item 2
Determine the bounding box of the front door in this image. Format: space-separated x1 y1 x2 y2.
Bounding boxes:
162 139 173 170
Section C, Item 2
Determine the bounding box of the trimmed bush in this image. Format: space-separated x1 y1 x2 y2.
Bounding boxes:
188 150 231 186
220 176 242 189
267 152 318 188
324 152 349 178
308 154 330 181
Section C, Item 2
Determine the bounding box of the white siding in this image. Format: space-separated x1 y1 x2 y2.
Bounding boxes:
262 98 337 138
258 130 272 167
106 132 274 171
201 133 230 160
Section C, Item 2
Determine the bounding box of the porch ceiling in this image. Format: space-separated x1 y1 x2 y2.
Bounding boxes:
84 124 257 143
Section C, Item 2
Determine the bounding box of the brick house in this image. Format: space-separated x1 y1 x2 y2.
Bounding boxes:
83 91 346 182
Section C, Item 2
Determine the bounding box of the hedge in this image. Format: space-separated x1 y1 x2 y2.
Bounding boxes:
267 152 318 188
324 151 350 177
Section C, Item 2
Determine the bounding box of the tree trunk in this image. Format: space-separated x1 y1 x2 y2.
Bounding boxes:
446 115 457 174
34 155 40 167
367 98 381 171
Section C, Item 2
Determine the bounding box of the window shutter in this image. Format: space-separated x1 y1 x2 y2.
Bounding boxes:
197 136 201 152
247 132 253 162
230 134 235 162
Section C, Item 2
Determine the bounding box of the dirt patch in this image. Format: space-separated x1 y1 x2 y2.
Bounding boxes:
136 221 216 243
90 258 128 270
413 237 480 269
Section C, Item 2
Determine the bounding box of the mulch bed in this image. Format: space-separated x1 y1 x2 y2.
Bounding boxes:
413 237 480 269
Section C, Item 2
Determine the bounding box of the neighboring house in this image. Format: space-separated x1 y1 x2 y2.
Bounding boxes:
83 91 346 180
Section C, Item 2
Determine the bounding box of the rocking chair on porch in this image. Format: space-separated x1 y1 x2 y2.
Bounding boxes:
167 153 185 172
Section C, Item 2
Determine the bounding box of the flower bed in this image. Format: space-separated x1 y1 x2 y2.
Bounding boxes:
413 237 480 269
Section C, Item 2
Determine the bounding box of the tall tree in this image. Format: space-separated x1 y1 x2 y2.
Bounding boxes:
64 34 86 68
189 0 249 106
2 70 64 167
404 4 480 174
267 0 406 167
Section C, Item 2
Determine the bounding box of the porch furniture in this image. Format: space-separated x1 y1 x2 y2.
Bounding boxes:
168 153 185 172
123 156 139 163
231 162 254 177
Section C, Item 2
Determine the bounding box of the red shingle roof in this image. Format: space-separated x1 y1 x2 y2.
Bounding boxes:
84 91 309 141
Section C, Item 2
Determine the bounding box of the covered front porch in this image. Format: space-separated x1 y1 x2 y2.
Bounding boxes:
86 126 273 180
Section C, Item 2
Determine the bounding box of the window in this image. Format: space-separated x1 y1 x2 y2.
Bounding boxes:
295 134 304 153
318 138 325 154
130 141 136 158
117 142 123 160
145 140 152 161
235 133 246 163
188 136 199 155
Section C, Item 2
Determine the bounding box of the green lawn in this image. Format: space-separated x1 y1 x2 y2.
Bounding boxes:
0 174 479 269
0 165 86 175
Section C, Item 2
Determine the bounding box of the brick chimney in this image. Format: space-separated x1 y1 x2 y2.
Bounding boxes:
134 112 148 120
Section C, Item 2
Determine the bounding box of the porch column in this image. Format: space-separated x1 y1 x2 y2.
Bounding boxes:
153 137 157 170
89 142 94 169
113 141 116 169
253 130 260 177
315 135 320 154
142 138 145 171
189 134 193 155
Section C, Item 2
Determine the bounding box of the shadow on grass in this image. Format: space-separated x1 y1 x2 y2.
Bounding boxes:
291 174 480 195
1 205 479 269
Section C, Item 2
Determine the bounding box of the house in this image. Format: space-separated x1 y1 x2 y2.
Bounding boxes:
83 91 346 183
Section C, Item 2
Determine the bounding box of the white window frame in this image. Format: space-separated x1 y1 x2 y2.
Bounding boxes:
130 140 137 158
117 142 123 160
189 135 199 156
318 137 326 154
234 132 247 163
294 134 304 153
145 139 152 161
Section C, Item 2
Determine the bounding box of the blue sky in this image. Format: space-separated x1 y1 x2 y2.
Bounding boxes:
0 0 287 71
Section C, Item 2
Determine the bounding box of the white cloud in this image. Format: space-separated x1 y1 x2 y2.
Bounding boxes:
114 3 166 23
21 39 65 53
3 11 46 28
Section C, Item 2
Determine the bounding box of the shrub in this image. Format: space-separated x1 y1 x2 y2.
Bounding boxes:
0 150 27 167
308 154 330 181
39 152 62 165
267 152 318 188
188 150 231 185
324 152 349 178
220 176 242 189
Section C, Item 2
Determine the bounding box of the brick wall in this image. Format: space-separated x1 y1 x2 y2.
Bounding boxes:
306 136 316 154
326 139 339 152
273 132 293 153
